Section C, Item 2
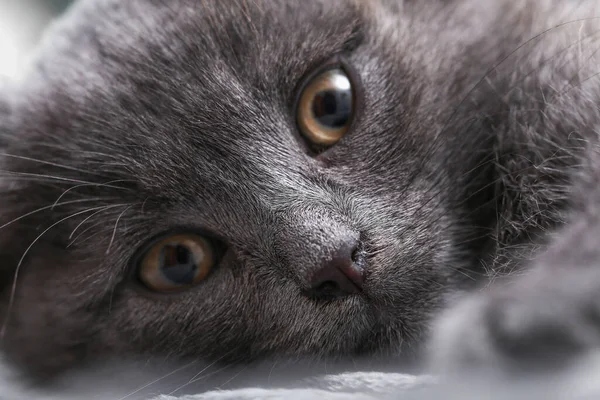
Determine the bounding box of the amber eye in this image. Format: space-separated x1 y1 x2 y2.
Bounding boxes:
138 234 215 292
297 68 354 146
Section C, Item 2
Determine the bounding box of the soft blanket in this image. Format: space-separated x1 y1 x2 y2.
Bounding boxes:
3 356 600 400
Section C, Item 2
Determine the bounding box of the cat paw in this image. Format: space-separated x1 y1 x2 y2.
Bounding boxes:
428 267 600 376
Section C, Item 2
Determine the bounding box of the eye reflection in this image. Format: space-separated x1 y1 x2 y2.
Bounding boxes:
297 68 354 147
138 234 215 292
160 243 197 285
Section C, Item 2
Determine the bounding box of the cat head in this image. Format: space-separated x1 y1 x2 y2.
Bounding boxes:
0 0 499 378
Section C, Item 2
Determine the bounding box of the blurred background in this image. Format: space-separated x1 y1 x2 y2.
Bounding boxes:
0 0 73 80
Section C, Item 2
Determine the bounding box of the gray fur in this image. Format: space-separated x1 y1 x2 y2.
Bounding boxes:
0 0 600 389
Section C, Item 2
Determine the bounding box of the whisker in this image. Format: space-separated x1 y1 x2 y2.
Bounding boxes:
25 138 126 156
557 70 600 97
0 198 114 232
506 26 600 93
445 17 600 130
67 220 107 248
267 360 278 385
106 205 136 255
216 366 248 390
0 153 116 178
169 362 232 395
140 196 151 214
186 353 230 384
68 203 132 240
412 17 600 198
1 205 118 337
0 170 109 186
53 180 135 210
116 360 198 400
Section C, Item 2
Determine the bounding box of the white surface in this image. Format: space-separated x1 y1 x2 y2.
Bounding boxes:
0 0 52 80
2 358 600 400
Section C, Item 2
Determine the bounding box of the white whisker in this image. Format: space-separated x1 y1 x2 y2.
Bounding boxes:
169 363 231 395
68 203 132 240
216 366 248 390
0 153 113 178
187 353 230 384
67 220 106 248
0 170 103 186
116 360 198 400
52 180 136 210
0 205 120 338
106 205 135 255
0 198 111 232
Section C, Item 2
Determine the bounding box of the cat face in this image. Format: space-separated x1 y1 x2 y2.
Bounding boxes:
0 0 499 377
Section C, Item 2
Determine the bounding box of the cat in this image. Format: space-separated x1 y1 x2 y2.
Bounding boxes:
1 0 600 388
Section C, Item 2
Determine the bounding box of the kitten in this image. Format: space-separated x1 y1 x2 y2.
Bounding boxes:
1 0 600 386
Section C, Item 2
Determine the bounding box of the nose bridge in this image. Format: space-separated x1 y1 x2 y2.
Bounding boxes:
274 205 360 288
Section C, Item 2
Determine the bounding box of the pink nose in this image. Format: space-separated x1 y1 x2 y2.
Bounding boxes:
304 240 364 300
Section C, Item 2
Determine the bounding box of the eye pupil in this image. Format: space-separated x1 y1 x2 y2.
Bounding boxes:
312 90 352 129
159 244 199 285
137 234 216 292
297 68 355 147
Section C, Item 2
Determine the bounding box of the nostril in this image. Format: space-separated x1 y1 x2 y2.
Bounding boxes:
303 237 365 300
351 245 361 264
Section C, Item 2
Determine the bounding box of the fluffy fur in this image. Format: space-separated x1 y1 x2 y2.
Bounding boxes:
0 0 600 386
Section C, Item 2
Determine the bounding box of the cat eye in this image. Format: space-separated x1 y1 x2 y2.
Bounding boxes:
297 68 354 147
137 234 216 292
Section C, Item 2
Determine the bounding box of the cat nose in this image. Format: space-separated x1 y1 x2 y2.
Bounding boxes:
304 239 364 300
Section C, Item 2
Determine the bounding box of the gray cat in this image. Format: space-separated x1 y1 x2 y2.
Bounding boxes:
0 0 599 388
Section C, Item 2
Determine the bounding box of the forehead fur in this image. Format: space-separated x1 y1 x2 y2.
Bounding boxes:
28 0 367 105
10 0 371 200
